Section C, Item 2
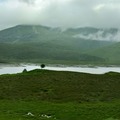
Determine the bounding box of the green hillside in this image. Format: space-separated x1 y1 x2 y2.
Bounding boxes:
0 25 63 43
0 70 120 120
0 25 115 64
0 42 106 64
87 42 120 64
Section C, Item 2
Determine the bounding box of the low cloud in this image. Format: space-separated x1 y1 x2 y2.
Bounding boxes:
74 29 120 41
0 0 120 30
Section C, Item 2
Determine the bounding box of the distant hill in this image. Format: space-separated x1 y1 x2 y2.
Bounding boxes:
0 25 118 64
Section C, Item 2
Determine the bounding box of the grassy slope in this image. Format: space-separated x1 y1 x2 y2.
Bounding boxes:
0 42 106 64
87 42 120 64
0 69 120 102
0 69 120 120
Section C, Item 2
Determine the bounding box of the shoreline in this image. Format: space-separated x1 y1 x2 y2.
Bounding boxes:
1 63 120 75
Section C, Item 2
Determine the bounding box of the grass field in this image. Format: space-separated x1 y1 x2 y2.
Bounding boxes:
0 100 120 120
0 69 120 120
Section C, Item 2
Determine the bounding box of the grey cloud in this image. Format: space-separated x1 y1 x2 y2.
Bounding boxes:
36 0 120 28
0 0 120 30
19 0 35 4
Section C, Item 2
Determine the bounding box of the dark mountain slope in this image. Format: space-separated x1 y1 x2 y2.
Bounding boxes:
0 42 105 63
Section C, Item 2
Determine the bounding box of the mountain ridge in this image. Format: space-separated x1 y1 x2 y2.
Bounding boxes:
0 25 120 42
0 25 119 64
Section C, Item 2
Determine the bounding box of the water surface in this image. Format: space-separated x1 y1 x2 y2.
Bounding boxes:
0 64 120 75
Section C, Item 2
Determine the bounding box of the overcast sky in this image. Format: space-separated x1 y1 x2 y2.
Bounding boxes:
0 0 120 30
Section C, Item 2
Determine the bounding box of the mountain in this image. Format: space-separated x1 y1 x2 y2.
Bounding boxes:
0 25 63 43
0 25 117 64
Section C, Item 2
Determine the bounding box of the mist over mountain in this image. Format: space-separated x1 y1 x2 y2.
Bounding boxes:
0 25 119 64
0 25 119 42
65 27 120 42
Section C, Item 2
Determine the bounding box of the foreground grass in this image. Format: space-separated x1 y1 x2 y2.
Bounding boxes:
0 69 120 119
0 69 120 102
0 100 120 120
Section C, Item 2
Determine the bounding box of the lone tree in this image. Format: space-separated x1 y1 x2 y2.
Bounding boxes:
22 68 27 73
41 64 45 69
